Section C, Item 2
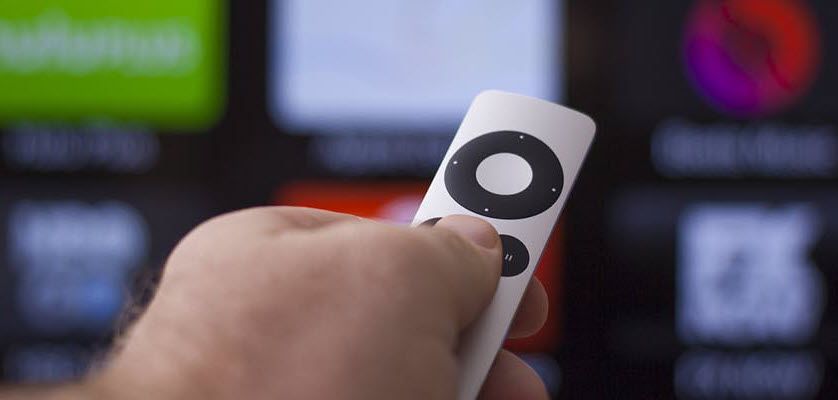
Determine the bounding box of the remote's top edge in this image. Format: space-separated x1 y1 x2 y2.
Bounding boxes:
473 90 597 135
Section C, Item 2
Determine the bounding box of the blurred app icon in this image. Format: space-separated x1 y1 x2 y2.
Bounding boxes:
683 0 820 118
276 182 563 352
0 0 225 129
3 345 93 383
678 204 824 346
270 0 562 135
8 201 149 335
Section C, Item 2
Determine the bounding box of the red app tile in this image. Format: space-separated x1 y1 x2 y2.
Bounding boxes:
504 223 563 353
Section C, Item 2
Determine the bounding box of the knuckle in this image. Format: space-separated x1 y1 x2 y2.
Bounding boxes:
181 206 297 244
338 224 429 295
186 206 270 234
166 207 281 269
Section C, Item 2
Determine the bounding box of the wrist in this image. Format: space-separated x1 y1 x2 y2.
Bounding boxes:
0 382 94 400
88 343 211 400
89 313 239 400
86 358 198 400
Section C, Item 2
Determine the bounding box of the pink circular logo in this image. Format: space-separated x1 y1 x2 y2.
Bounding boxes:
684 0 821 118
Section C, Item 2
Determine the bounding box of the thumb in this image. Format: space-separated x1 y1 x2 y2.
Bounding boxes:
429 215 503 328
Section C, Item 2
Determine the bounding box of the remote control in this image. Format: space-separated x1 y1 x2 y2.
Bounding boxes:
412 91 595 399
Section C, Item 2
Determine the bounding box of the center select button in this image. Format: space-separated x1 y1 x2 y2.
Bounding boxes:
475 153 533 195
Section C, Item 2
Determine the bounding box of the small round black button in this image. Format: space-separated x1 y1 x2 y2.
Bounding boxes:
444 131 563 220
500 235 530 277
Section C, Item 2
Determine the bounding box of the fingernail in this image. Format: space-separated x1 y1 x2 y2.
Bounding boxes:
436 215 499 249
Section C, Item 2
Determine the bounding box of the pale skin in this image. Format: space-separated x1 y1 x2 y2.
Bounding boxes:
1 207 550 400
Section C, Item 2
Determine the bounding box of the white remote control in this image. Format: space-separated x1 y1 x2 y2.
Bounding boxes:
412 91 596 399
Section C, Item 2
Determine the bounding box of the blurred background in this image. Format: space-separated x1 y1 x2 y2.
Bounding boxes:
0 0 836 398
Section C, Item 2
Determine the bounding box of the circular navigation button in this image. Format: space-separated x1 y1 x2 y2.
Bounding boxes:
500 235 530 277
476 153 533 195
445 131 563 220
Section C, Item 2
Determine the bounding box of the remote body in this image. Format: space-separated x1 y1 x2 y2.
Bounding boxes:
412 91 596 399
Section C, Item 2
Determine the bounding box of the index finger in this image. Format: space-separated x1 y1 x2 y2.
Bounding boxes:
190 206 362 240
289 214 503 334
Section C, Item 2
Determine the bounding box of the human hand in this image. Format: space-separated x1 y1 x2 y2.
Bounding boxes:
71 207 550 399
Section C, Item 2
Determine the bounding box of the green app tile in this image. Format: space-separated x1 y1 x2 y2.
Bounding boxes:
0 0 225 130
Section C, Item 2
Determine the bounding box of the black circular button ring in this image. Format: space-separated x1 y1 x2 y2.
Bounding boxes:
444 131 563 219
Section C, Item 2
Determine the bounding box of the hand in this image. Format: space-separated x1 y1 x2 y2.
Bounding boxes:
11 207 551 400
